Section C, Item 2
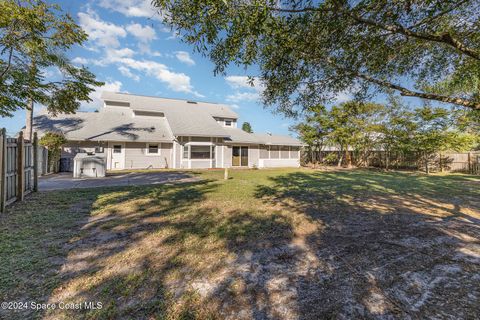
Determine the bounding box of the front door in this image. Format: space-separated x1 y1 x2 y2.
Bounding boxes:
110 142 125 170
232 146 248 166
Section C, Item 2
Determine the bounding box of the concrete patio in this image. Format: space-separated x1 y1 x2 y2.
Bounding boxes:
38 171 197 191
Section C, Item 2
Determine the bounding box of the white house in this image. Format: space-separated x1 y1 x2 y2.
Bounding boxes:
32 92 303 170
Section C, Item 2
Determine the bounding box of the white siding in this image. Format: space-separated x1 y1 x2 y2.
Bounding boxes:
260 159 300 168
173 140 182 168
125 142 172 169
224 146 233 168
248 145 260 168
190 160 212 169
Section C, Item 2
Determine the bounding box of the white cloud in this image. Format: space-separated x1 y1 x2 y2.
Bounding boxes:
118 66 140 81
105 47 135 60
83 80 123 111
126 23 157 42
99 0 163 21
78 9 126 48
226 92 260 102
115 57 203 97
225 75 264 103
126 23 160 55
76 8 202 99
72 57 89 65
225 75 264 91
174 51 195 66
138 42 162 56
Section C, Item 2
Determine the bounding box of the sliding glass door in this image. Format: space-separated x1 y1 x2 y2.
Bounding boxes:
232 146 248 166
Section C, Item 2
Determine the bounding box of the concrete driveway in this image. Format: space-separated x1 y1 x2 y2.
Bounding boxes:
39 171 198 191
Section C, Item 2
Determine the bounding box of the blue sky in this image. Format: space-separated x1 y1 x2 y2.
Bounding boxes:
2 0 331 137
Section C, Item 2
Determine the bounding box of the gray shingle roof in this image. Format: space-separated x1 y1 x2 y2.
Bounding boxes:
33 108 173 142
223 127 303 146
101 92 236 137
32 91 303 146
254 133 304 146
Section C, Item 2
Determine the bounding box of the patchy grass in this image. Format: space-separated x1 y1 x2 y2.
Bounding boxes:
0 168 479 319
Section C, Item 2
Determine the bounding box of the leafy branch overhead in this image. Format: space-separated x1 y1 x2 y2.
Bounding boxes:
153 0 480 114
0 0 103 117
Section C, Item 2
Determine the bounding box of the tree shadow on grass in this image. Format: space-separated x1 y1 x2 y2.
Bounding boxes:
2 170 479 319
7 176 296 320
253 170 480 319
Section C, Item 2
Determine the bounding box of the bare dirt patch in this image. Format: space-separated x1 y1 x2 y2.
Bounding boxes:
1 169 479 319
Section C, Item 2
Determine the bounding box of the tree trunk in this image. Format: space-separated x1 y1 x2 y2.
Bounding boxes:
345 148 352 168
385 150 390 170
337 147 344 167
25 98 34 141
424 152 429 174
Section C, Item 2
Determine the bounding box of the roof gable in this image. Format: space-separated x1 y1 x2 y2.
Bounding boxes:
101 91 236 137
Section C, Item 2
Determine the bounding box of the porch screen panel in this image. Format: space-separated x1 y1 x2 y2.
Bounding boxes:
270 146 280 159
280 146 289 159
259 146 269 159
290 146 300 159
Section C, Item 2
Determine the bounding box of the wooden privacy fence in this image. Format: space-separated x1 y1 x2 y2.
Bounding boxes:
302 149 480 175
441 152 480 174
0 129 47 212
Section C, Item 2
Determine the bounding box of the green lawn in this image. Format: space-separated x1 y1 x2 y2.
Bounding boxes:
1 168 479 319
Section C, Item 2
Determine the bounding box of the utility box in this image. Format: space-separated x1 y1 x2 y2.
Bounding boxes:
73 153 106 178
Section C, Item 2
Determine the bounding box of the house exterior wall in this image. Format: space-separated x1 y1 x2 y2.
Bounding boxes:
124 142 172 169
259 159 300 167
61 139 300 170
248 145 260 168
190 160 213 168
173 140 182 169
257 145 301 168
224 145 233 168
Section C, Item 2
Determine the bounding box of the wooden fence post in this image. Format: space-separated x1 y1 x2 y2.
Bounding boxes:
33 132 38 192
0 128 6 212
467 152 472 174
17 131 25 202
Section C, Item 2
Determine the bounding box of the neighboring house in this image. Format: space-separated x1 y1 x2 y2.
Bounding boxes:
32 92 303 170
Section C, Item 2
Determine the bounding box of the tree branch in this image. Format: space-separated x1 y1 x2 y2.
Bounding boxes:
408 0 470 29
0 47 14 80
348 12 480 61
265 2 480 61
356 73 480 110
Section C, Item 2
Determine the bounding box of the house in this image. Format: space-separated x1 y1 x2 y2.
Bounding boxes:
32 92 303 170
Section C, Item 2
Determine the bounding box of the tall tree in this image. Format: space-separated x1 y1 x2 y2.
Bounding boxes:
327 101 384 166
154 0 480 115
0 0 103 140
378 97 416 169
409 106 465 174
241 121 253 133
293 104 331 164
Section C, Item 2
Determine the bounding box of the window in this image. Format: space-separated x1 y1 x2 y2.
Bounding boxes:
190 145 211 159
290 146 300 159
183 145 189 159
147 144 159 154
259 145 269 159
225 120 232 127
270 146 280 159
113 145 122 153
95 146 104 153
281 146 290 159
